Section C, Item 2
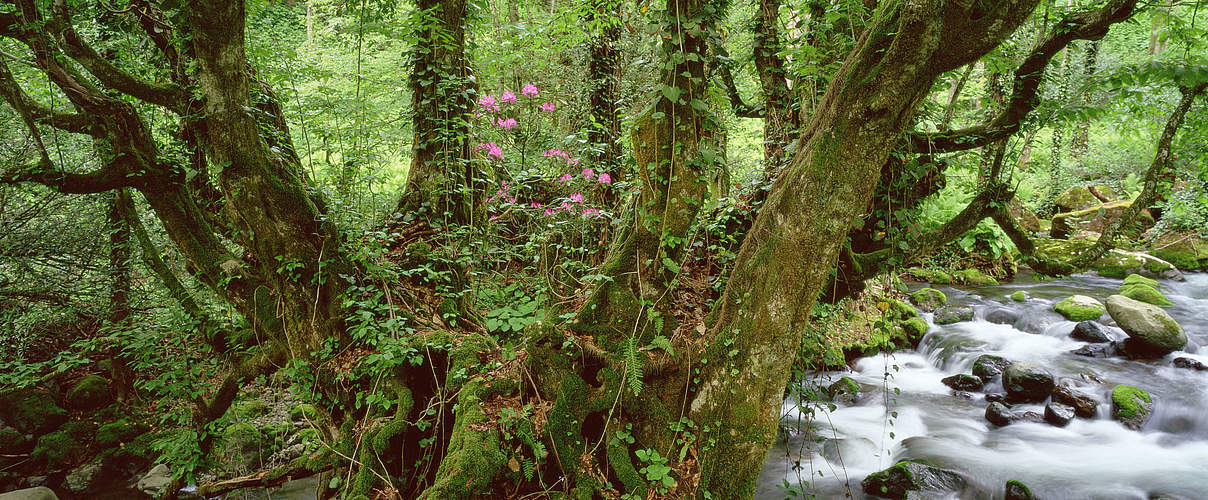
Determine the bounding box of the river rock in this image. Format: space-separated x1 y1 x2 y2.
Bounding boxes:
65 376 111 412
1172 357 1207 371
972 354 1012 381
1005 479 1036 500
934 305 974 325
1003 363 1055 403
941 374 984 392
1123 273 1160 287
910 288 947 312
63 457 103 493
826 376 861 405
137 464 171 498
1070 343 1118 358
0 389 67 436
1044 402 1076 427
1106 295 1186 357
1111 384 1153 431
1070 321 1113 343
0 487 58 500
1010 291 1027 302
1119 283 1172 306
985 393 1007 404
861 460 965 499
1054 295 1105 321
1050 386 1098 418
985 308 1020 326
986 402 1043 427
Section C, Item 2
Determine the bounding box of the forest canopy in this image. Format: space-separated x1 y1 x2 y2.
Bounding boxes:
0 0 1206 498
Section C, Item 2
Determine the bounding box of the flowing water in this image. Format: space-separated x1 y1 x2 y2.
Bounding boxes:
756 272 1208 500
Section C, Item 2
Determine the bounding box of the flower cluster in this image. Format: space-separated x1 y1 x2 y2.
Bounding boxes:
475 142 503 160
544 148 579 166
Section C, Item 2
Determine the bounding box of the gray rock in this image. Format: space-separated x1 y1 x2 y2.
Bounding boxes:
1044 402 1075 427
861 460 965 499
985 308 1020 326
137 464 172 498
934 306 974 325
1173 357 1207 371
63 457 103 493
0 487 58 500
972 354 1012 382
1003 363 1055 403
941 374 984 392
1106 295 1187 357
1070 321 1113 343
1070 343 1118 358
1050 386 1098 418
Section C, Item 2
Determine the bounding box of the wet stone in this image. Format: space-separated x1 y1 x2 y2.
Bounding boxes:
1044 402 1076 427
1050 386 1098 418
941 374 984 392
1172 357 1207 371
1070 321 1114 343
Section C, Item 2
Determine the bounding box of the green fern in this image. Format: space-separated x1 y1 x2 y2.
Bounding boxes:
625 337 644 395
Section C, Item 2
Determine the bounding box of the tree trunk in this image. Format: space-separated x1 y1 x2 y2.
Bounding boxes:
586 0 623 204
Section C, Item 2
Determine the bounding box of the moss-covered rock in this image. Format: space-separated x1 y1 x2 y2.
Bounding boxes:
1008 197 1042 232
65 375 111 412
1054 185 1118 213
220 422 266 469
94 419 147 449
826 376 861 404
861 459 966 499
953 269 999 286
231 399 271 419
1053 295 1105 321
1006 479 1035 500
31 430 87 467
1106 294 1186 357
1010 291 1026 302
1118 283 1172 306
1110 384 1153 430
0 426 29 453
904 267 952 285
1032 238 1182 280
0 388 67 436
1051 200 1154 240
1149 233 1208 271
288 403 319 423
1122 273 1160 287
972 354 1011 381
933 305 973 325
901 317 929 340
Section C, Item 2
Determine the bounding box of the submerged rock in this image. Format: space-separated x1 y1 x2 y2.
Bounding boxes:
972 354 1012 381
1003 363 1055 403
1054 295 1106 322
910 288 947 312
1111 384 1153 431
941 374 984 392
826 376 861 405
1106 295 1187 357
1005 479 1036 500
985 308 1020 326
1050 386 1098 418
934 305 974 325
1070 321 1114 343
861 460 966 499
1044 402 1075 427
1172 357 1207 371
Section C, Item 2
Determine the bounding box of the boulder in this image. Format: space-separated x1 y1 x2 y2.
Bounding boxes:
30 431 86 468
901 317 930 340
954 269 999 286
1150 232 1208 271
905 267 952 285
909 288 947 312
1005 479 1036 500
0 427 29 454
861 460 966 499
934 306 974 325
1118 283 1172 306
1111 384 1153 430
65 376 111 412
1053 295 1105 322
1050 386 1098 418
1033 238 1184 280
0 487 58 500
137 464 172 498
1070 321 1114 343
63 457 103 493
941 374 984 392
984 308 1020 326
1010 291 1027 302
1106 295 1186 356
1172 357 1207 371
1051 200 1154 239
1008 198 1042 232
972 354 1012 382
986 402 1043 426
1003 363 1055 403
1123 273 1160 287
1054 185 1118 213
0 389 67 436
826 376 861 405
1070 343 1118 358
1044 402 1075 427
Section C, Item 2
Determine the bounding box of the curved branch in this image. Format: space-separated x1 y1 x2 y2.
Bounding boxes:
906 0 1137 154
1 157 145 193
0 58 102 136
710 43 764 118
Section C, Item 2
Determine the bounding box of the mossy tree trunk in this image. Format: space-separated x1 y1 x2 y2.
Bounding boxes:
687 2 1041 496
586 0 624 198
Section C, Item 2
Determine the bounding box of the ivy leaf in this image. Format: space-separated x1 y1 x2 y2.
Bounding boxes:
661 85 682 103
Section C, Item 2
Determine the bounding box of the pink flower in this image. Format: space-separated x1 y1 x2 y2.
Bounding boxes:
582 208 599 217
568 157 579 166
569 192 584 203
597 172 612 184
540 102 556 112
559 173 574 182
478 94 499 112
522 84 539 97
495 117 518 130
582 168 594 180
489 214 500 221
544 208 557 216
476 142 503 160
500 91 517 104
530 202 542 208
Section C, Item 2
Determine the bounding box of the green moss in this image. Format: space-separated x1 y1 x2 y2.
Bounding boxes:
1006 479 1034 499
1053 296 1105 321
232 399 272 419
1122 274 1160 287
1143 258 1174 274
0 427 27 452
66 375 111 412
909 288 946 311
1010 291 1026 302
954 269 999 286
95 419 147 448
905 267 952 284
1111 385 1151 418
31 430 86 466
60 420 97 441
288 403 318 422
1118 283 1172 306
418 378 507 499
0 388 68 435
886 298 917 319
901 317 929 340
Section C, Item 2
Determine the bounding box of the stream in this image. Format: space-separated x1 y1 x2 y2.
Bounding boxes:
755 272 1208 499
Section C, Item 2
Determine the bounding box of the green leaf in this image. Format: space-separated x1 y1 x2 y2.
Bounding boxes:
661 85 682 102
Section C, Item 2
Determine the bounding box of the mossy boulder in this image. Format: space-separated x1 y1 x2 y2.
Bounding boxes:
0 388 67 436
1122 273 1160 287
1106 294 1186 357
1051 200 1154 240
1003 363 1055 403
31 430 87 468
861 459 966 499
904 267 952 285
826 376 861 404
972 354 1012 381
1053 295 1105 321
94 419 147 449
1032 239 1182 280
219 422 267 469
941 374 983 392
909 288 947 312
953 269 999 286
232 399 272 419
901 317 929 340
1110 384 1153 430
65 375 111 412
1118 283 1172 306
1010 291 1027 302
1008 197 1042 232
1054 185 1118 213
1006 479 1035 500
288 403 319 423
1150 232 1208 271
0 426 29 453
933 305 973 325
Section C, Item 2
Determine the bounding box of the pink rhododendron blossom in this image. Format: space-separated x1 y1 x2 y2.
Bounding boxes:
568 157 579 166
478 94 499 112
559 173 574 182
540 102 556 112
597 172 612 184
494 117 518 130
530 202 542 208
500 91 517 104
522 84 539 97
582 208 599 216
476 142 503 160
489 214 500 221
581 168 594 180
544 208 558 216
569 192 584 203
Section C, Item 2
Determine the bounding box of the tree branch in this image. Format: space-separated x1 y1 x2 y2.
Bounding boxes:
710 43 764 118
